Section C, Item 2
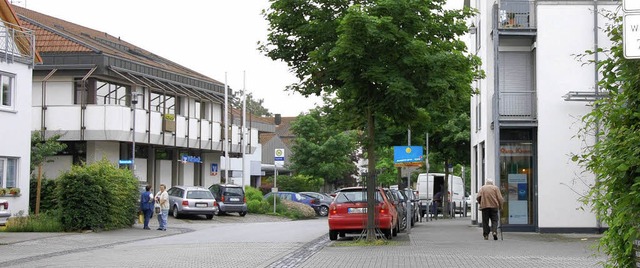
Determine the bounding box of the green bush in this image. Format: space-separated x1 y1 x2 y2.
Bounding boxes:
245 186 264 202
30 176 58 214
57 159 138 231
3 210 63 232
273 174 323 192
247 199 271 214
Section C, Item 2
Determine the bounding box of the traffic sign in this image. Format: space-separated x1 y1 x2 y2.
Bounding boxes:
624 0 640 12
274 148 285 167
624 14 640 59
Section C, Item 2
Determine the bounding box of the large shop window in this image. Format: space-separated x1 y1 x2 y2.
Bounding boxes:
0 157 18 188
0 73 15 110
500 129 535 225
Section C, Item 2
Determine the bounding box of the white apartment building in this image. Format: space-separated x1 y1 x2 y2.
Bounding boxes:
14 6 269 193
470 0 616 232
0 1 39 215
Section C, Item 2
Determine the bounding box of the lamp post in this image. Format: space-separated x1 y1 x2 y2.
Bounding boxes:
131 93 142 176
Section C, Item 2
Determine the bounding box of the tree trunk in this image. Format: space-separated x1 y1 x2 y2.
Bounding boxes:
366 106 377 241
35 164 42 217
443 160 450 219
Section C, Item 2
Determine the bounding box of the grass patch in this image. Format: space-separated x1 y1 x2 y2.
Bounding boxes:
2 211 64 232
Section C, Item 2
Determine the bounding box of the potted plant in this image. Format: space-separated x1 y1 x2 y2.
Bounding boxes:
163 113 176 132
0 188 6 196
508 13 516 26
9 187 20 196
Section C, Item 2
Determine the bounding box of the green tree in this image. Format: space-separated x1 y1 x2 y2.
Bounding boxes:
574 12 640 267
30 132 67 216
262 0 480 239
231 89 272 117
289 110 358 189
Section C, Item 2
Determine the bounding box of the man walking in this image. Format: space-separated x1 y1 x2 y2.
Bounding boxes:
476 178 504 240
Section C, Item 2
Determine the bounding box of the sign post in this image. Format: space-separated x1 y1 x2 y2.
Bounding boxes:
273 148 285 213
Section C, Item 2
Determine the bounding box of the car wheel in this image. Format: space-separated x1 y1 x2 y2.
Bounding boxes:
318 205 329 217
329 230 338 241
172 205 180 219
206 214 213 220
339 232 346 238
239 211 247 217
393 221 399 237
383 228 393 240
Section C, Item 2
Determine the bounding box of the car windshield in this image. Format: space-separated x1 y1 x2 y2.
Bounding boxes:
335 190 383 203
224 187 243 196
187 190 214 199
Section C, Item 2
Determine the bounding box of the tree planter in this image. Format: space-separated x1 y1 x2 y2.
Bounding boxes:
163 119 176 132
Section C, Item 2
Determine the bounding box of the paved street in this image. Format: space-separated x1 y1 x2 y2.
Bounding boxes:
0 214 604 267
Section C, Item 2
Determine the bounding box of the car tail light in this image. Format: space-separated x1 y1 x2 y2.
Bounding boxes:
182 200 189 207
379 204 388 214
221 196 225 202
1 202 6 209
213 200 217 207
243 197 246 203
330 205 338 215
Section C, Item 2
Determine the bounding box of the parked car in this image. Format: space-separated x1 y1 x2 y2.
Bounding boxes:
0 199 10 226
328 187 399 240
388 188 408 231
300 191 334 217
208 184 248 216
167 186 218 219
263 191 321 212
403 188 420 226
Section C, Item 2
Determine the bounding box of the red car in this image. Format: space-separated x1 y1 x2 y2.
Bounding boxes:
328 187 399 240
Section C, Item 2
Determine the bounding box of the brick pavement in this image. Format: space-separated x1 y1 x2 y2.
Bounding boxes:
0 214 605 267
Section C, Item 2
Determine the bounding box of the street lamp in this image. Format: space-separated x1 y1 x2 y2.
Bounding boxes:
131 92 143 176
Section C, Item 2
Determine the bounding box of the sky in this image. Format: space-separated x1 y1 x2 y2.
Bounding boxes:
17 0 322 116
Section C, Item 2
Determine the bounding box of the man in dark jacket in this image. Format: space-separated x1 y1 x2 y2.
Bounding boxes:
139 185 154 230
476 179 504 240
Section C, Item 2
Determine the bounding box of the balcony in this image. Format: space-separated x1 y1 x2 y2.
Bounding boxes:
499 1 536 30
0 20 36 66
31 104 249 151
499 91 537 121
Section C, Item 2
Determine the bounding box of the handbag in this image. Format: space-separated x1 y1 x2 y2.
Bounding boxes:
138 212 143 224
155 206 161 214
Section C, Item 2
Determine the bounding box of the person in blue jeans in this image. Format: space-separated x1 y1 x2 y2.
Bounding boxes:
139 185 154 230
155 184 169 231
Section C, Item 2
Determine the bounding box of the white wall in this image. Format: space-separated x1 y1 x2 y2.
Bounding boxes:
535 3 612 229
157 159 172 188
32 79 74 106
86 141 120 164
0 60 33 215
41 155 73 179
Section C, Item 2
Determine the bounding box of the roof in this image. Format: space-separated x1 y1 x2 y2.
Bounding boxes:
12 5 224 95
0 0 42 63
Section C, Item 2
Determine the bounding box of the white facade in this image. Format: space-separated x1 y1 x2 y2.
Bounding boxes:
470 0 616 232
0 20 36 216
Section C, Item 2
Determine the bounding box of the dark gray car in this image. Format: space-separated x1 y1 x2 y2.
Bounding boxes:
208 184 248 216
300 192 334 217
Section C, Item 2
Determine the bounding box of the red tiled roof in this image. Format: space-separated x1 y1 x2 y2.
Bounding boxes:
12 5 220 84
1 0 42 63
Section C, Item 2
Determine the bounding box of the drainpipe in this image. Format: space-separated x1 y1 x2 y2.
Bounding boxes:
492 2 501 219
593 0 602 233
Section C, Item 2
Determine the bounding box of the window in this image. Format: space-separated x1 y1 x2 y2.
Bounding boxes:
0 73 15 110
0 157 18 188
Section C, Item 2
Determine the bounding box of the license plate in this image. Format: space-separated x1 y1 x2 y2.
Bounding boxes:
195 203 208 208
229 197 240 202
348 207 366 214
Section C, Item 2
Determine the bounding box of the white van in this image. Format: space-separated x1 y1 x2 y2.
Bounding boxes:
416 173 465 217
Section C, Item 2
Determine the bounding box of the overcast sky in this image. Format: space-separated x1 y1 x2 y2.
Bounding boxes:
18 0 322 116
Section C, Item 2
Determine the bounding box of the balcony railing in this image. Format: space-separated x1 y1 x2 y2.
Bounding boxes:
31 104 258 152
499 1 536 29
0 20 36 66
499 91 537 120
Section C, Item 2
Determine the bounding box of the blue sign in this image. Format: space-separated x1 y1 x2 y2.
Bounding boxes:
181 155 202 163
274 157 285 161
210 163 218 176
119 159 133 165
393 146 423 163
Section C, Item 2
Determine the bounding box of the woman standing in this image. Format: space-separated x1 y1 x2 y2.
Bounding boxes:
155 184 169 231
139 185 154 230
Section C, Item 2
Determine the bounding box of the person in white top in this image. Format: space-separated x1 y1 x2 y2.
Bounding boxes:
155 184 169 231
